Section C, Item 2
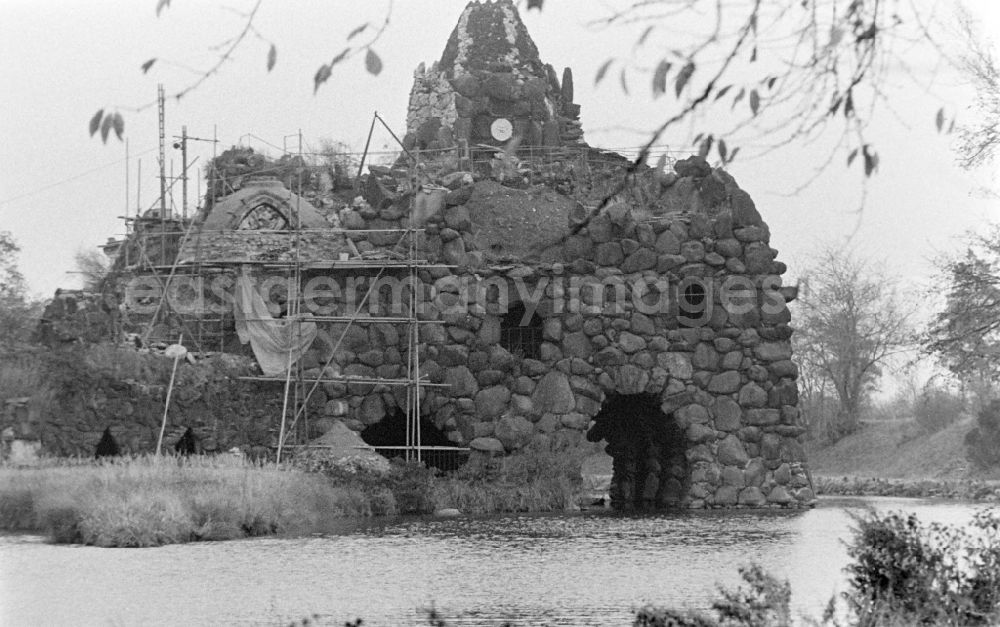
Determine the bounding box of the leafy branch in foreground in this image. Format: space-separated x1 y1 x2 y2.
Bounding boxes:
88 0 394 141
586 0 965 181
311 5 392 94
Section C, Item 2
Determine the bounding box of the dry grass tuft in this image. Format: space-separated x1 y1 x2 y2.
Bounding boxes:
0 455 358 546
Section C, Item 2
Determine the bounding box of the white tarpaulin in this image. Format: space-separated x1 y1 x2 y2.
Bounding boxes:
233 269 317 376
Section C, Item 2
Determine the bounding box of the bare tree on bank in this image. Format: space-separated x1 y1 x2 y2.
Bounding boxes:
793 248 915 441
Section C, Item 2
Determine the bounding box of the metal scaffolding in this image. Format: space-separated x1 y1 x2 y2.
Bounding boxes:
106 112 459 466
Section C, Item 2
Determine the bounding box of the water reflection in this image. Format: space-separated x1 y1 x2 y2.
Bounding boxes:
0 497 992 626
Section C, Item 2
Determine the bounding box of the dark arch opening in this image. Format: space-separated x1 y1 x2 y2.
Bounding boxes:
95 426 120 459
586 393 687 509
174 427 199 456
360 407 460 471
500 302 544 360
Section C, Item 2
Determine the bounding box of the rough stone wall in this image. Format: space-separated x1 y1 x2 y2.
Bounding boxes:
38 153 812 509
35 290 118 347
439 0 540 76
0 349 283 457
274 154 813 509
406 66 459 140
178 230 352 264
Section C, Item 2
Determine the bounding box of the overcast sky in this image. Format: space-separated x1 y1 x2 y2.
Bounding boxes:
1 0 998 311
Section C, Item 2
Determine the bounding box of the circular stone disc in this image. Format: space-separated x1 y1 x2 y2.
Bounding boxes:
490 118 513 142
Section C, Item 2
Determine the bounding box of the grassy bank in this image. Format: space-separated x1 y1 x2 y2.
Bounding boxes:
0 455 373 546
806 417 1000 501
806 417 982 480
0 446 587 547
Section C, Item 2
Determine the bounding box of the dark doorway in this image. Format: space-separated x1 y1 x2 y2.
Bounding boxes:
174 427 199 456
360 408 466 471
95 427 120 459
586 393 686 509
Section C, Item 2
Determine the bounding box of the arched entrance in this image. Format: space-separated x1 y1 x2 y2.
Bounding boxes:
586 393 687 509
360 408 465 471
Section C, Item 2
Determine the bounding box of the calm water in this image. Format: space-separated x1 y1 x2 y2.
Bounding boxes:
0 497 993 626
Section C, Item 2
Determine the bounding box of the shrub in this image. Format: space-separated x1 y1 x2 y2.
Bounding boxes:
636 510 1000 627
710 564 792 627
967 400 1000 470
79 491 193 547
845 509 1000 625
297 439 590 516
430 440 587 513
634 564 791 627
0 487 35 529
452 438 588 484
913 383 965 434
305 456 439 515
38 504 84 544
386 461 438 514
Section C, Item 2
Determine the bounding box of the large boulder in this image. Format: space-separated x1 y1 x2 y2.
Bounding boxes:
531 371 575 413
465 181 578 261
658 352 693 379
443 366 478 397
475 386 511 419
717 434 750 467
613 364 649 395
712 397 742 431
494 415 534 451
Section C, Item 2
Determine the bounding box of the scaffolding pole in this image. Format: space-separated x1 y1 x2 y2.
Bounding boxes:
276 130 305 464
158 84 167 264
181 126 188 220
134 124 448 463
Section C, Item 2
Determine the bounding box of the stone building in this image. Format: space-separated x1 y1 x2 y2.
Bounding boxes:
31 0 814 508
142 0 812 509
